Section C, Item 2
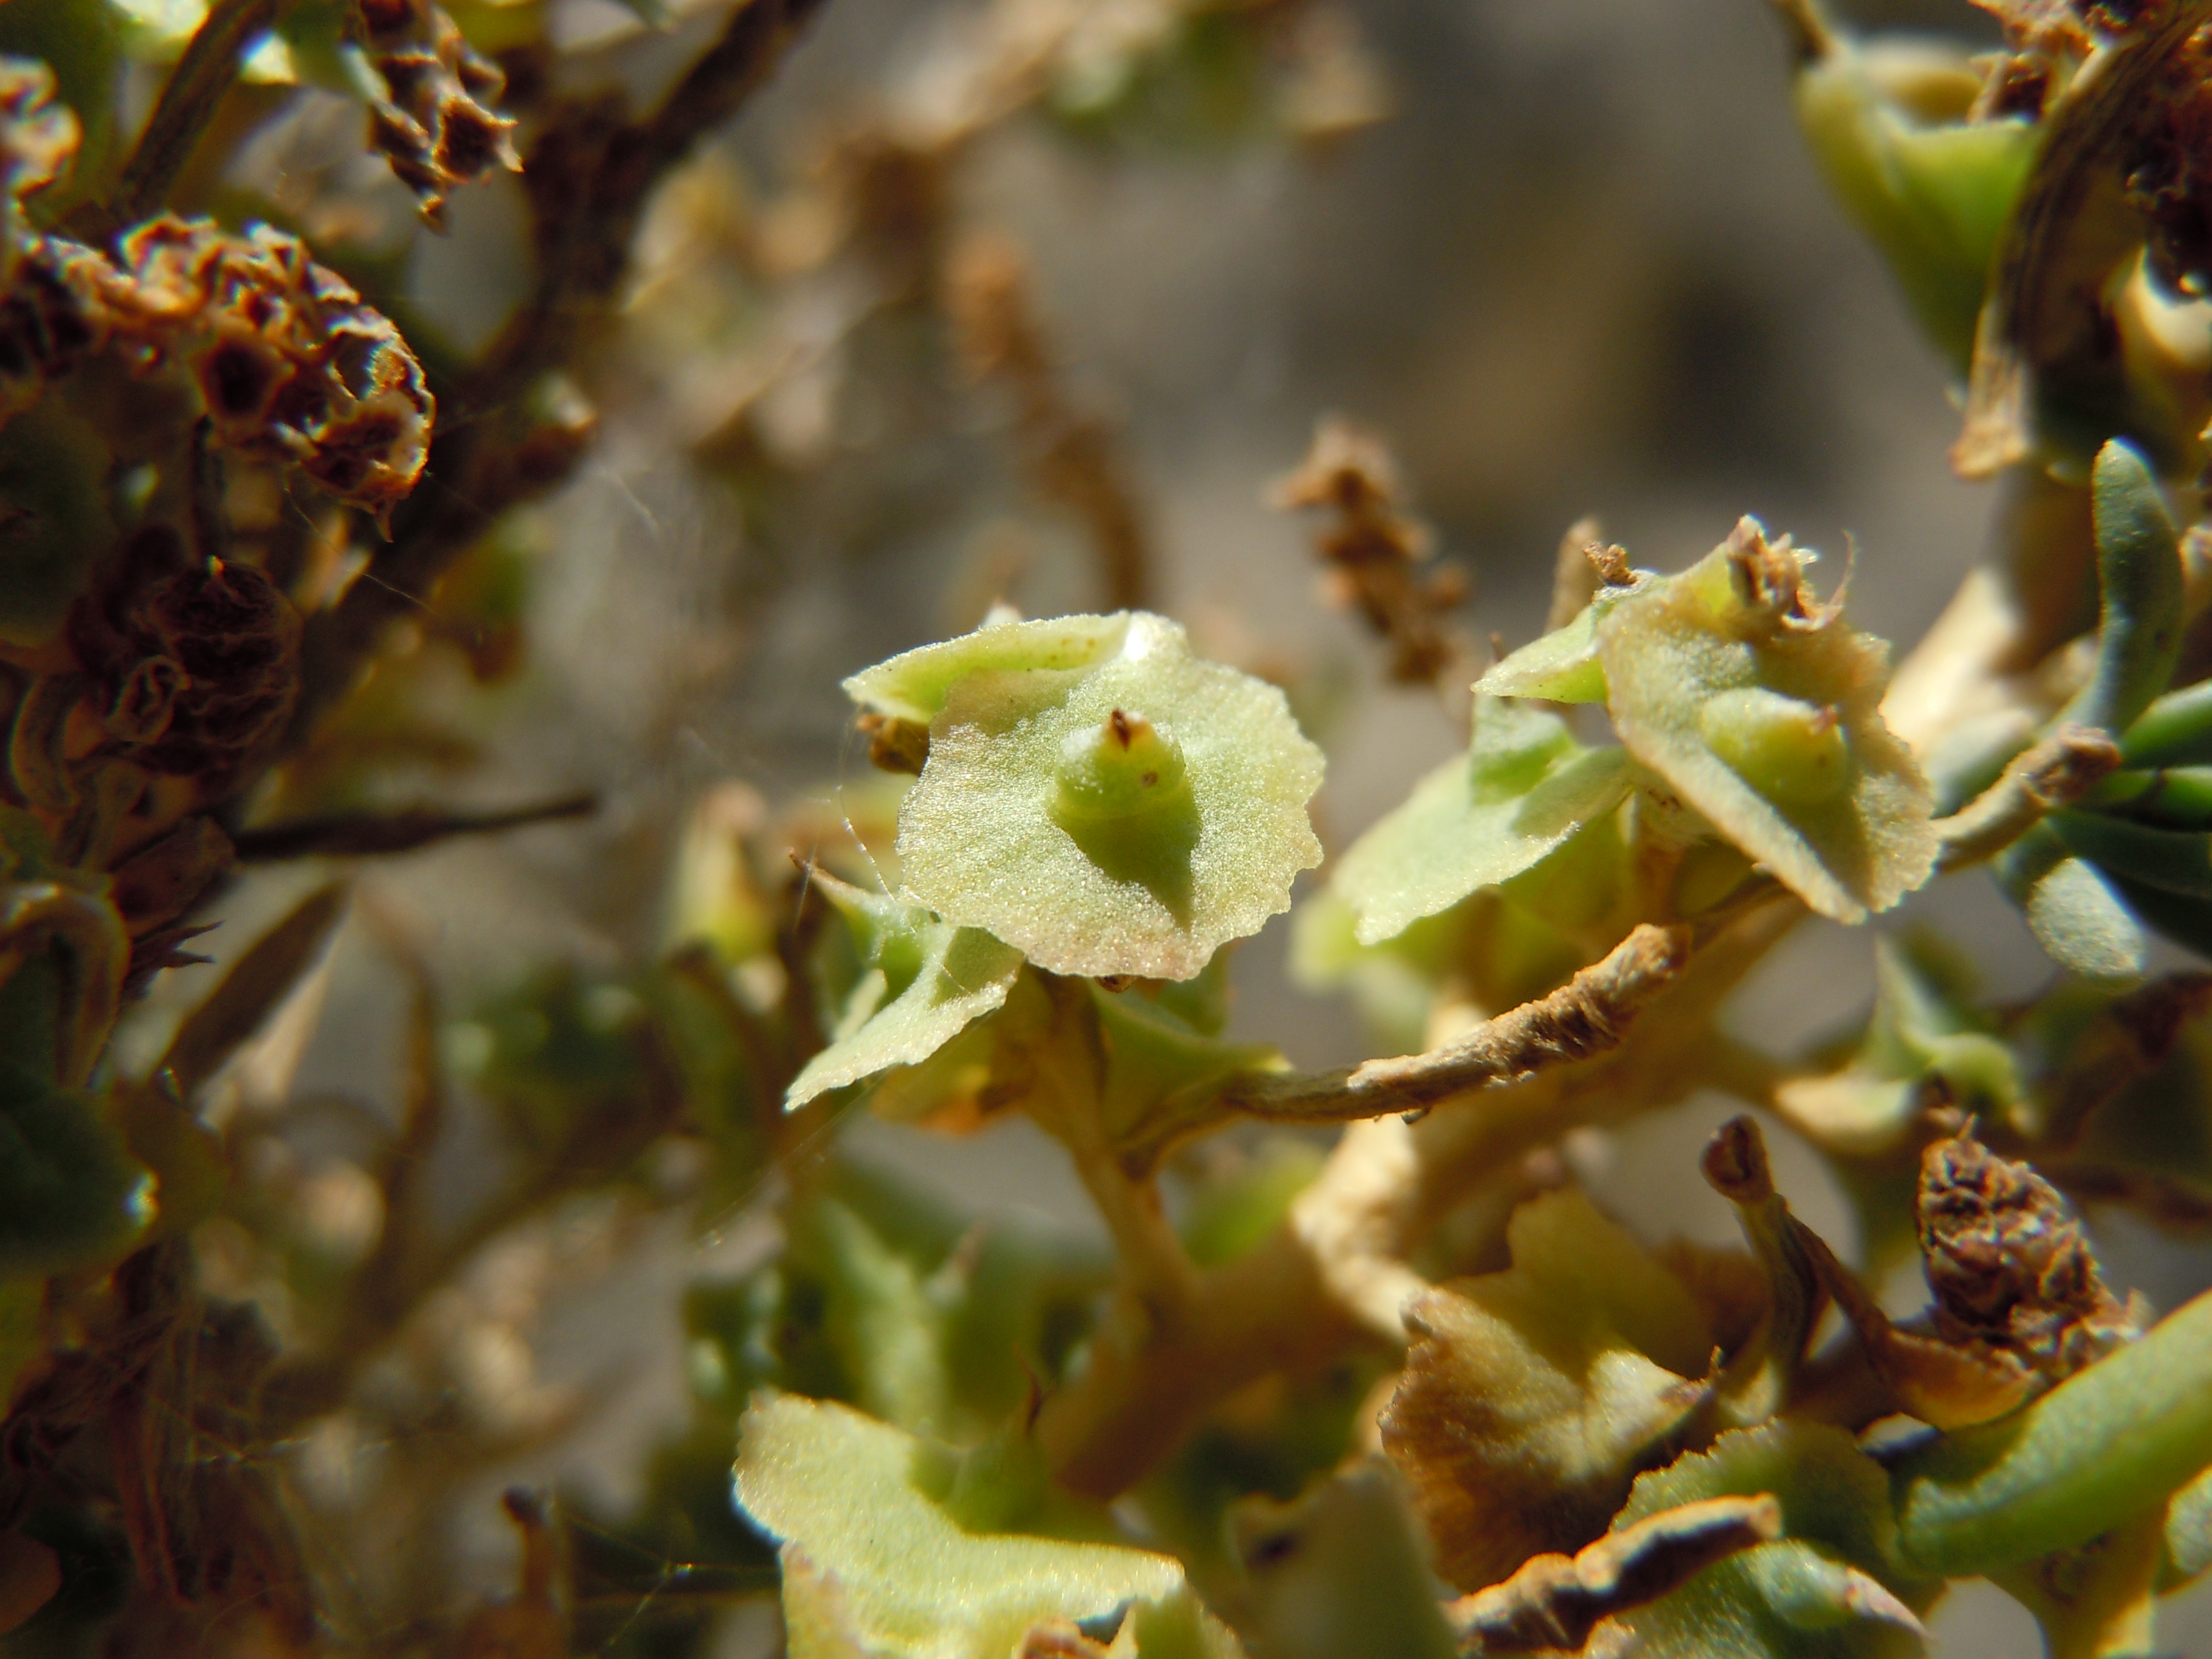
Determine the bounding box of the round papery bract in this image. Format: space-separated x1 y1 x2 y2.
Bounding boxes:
1596 535 1935 924
843 612 1133 726
895 612 1324 981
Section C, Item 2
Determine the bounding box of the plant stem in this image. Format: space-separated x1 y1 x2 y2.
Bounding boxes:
102 0 285 233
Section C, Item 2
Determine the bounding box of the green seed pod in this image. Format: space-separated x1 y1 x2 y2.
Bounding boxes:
1049 709 1201 920
1698 686 1853 809
1794 38 2037 375
1053 708 1194 824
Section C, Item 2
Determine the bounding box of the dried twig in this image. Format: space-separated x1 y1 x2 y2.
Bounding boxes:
1933 725 2121 871
100 0 286 232
1200 924 1693 1136
1037 900 1800 1496
291 0 829 739
232 791 597 861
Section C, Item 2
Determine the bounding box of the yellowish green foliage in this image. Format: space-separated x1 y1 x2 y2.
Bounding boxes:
1792 38 2036 374
884 611 1324 979
785 876 1026 1110
1331 696 1630 946
735 1392 1244 1659
1595 523 1934 922
1892 1288 2212 1577
1616 1421 1935 1659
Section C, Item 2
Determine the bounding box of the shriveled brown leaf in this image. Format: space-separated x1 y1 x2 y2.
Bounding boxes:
1380 1189 1717 1591
1449 1494 1782 1655
156 880 348 1100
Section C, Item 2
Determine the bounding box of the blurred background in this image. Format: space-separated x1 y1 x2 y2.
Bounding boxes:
131 0 2212 1649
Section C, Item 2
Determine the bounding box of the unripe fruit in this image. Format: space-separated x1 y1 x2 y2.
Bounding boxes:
1053 709 1192 822
1051 709 1200 917
1699 687 1852 808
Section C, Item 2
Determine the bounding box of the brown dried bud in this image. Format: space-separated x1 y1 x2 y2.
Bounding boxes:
858 710 928 775
357 0 521 227
125 559 302 790
1918 1126 2140 1381
0 60 75 272
2128 25 2212 297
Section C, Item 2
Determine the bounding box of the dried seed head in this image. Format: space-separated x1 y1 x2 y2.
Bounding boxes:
1918 1126 2139 1380
357 0 521 227
124 559 302 790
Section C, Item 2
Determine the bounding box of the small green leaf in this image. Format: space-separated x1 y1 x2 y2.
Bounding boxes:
1996 824 2146 980
735 1392 1233 1659
786 877 1026 1111
1893 1288 2212 1577
1332 697 1631 946
1618 1420 1937 1658
1474 582 1645 703
0 1058 151 1275
1596 524 1935 923
2061 441 2184 737
2049 810 2212 899
1090 980 1284 1154
888 612 1324 980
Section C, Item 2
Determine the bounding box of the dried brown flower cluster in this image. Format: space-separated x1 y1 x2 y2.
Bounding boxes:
0 67 433 519
357 0 522 226
1271 416 1466 687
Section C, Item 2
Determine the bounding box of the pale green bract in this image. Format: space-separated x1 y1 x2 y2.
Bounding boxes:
785 875 1026 1110
1332 696 1631 946
1594 523 1935 924
844 612 1132 726
1617 1421 1935 1658
876 611 1325 980
735 1392 1245 1659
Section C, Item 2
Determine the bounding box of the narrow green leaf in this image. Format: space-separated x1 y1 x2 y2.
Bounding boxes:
1894 1289 2212 1577
2049 810 2212 900
2062 441 2184 737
